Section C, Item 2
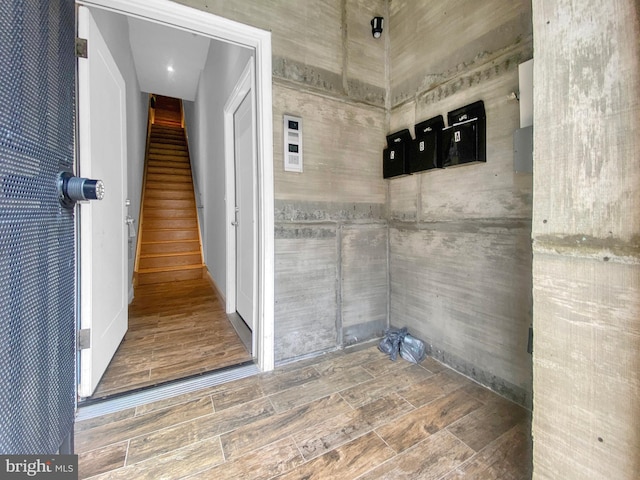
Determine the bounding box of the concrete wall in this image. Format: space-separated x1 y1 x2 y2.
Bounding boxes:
90 8 148 301
531 1 640 478
182 42 253 295
387 0 534 406
176 0 389 361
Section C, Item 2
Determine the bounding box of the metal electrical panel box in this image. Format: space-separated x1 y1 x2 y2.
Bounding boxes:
411 115 444 173
514 125 533 173
383 129 413 178
442 101 486 167
284 114 303 172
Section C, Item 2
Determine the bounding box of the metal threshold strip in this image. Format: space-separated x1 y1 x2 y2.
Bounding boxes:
76 361 259 421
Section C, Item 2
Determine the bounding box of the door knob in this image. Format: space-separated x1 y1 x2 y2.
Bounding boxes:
126 215 136 238
58 171 105 208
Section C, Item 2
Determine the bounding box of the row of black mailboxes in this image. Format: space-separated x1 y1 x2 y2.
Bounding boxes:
383 101 486 178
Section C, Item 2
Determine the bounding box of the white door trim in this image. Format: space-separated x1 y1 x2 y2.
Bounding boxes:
76 0 275 372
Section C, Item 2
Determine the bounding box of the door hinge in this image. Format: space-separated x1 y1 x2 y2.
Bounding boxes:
75 38 88 58
78 328 91 350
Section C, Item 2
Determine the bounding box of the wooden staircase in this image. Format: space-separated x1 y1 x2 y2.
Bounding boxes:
136 96 204 285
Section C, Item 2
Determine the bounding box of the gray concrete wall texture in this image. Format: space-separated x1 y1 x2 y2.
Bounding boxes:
177 0 536 398
176 0 389 361
387 0 534 407
172 12 640 479
532 1 640 478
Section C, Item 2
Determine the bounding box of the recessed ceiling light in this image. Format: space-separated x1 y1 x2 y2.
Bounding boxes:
167 65 174 73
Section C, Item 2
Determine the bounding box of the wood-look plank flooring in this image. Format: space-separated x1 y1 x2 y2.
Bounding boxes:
91 278 252 398
77 345 532 479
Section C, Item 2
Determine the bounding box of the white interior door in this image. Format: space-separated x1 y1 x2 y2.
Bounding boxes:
234 90 257 331
77 6 128 398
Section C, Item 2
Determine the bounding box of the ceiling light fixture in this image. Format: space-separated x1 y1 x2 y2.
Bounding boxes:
167 65 175 73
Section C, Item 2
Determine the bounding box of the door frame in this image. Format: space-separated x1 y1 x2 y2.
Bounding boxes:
224 60 257 339
76 0 275 372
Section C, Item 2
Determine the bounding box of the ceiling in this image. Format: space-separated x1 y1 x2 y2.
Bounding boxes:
127 17 213 101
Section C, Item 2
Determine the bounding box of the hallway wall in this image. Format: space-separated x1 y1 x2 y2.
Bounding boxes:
182 42 253 294
386 0 534 406
178 0 389 361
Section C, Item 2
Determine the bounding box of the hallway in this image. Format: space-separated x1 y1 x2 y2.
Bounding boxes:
77 344 532 479
91 278 252 398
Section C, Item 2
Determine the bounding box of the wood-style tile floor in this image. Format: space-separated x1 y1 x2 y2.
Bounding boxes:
76 344 532 479
91 278 252 398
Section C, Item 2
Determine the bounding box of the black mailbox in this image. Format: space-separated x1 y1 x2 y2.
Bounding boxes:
410 115 444 173
442 101 486 167
383 129 412 178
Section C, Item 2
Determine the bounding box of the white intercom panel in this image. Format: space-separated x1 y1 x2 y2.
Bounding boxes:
283 114 303 172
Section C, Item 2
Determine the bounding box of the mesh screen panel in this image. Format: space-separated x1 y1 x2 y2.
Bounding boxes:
0 0 76 453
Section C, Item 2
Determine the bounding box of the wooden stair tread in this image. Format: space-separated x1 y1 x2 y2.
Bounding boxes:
147 162 190 168
140 251 201 258
146 162 190 168
137 98 204 284
148 141 186 145
141 232 199 242
143 220 198 228
149 145 187 149
151 124 182 130
140 241 200 255
150 135 185 140
150 144 186 150
144 205 195 210
146 170 192 177
145 181 192 187
150 130 184 134
148 150 188 155
143 202 195 210
148 152 188 156
142 239 200 245
145 183 193 190
150 133 184 137
146 168 190 174
144 196 195 205
148 152 188 157
147 162 189 167
149 136 184 141
149 145 186 152
148 154 189 160
138 264 204 273
143 227 198 231
146 173 190 178
143 211 196 219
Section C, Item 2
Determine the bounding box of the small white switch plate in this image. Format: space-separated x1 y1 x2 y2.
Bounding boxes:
284 114 303 172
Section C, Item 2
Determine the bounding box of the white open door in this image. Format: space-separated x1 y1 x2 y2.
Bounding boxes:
77 6 128 398
234 85 257 332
